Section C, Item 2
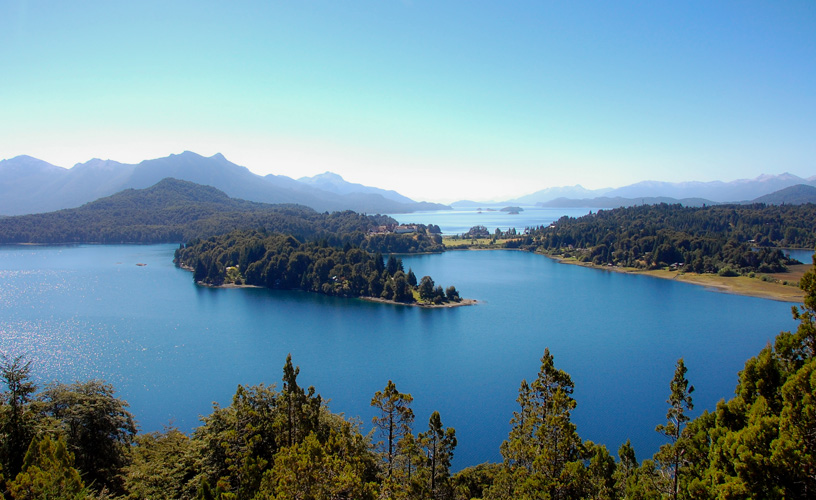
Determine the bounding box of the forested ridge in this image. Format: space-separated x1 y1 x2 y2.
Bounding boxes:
518 203 816 274
174 231 460 305
0 178 441 248
2 259 816 499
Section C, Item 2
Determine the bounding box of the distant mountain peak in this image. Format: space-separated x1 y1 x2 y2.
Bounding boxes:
0 151 447 215
299 171 345 182
756 172 800 182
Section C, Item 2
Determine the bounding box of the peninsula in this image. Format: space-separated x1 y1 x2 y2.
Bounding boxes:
174 230 468 307
444 202 816 302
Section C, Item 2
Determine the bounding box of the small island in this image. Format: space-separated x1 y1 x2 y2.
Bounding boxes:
175 230 472 307
500 206 524 214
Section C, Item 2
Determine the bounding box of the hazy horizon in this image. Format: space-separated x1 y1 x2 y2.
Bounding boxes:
5 149 815 205
2 1 814 203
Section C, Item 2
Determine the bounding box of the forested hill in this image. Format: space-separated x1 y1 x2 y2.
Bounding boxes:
0 178 442 249
523 203 816 274
175 231 461 304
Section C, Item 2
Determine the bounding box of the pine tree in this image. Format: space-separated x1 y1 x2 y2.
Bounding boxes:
495 348 585 499
0 355 38 480
419 411 456 499
7 434 86 500
371 380 414 479
655 358 694 500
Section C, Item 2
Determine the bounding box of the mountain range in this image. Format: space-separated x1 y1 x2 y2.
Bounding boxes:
0 178 398 244
2 151 815 215
499 173 816 207
0 152 448 216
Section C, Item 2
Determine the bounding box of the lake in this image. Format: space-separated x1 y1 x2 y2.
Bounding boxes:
0 239 799 468
388 206 593 235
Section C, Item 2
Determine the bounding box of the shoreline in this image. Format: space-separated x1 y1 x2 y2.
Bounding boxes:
544 253 807 303
360 296 478 308
178 264 476 307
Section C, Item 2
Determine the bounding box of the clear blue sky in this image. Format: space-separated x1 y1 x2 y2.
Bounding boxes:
2 1 814 202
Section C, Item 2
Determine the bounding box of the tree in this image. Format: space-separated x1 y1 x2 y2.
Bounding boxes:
419 411 456 499
655 358 694 500
418 276 435 302
495 348 586 499
386 256 403 276
615 439 639 495
370 381 414 479
121 427 202 500
392 273 413 303
776 257 816 373
278 354 321 448
194 383 279 498
772 358 816 497
396 432 425 497
38 380 137 494
256 430 378 500
0 355 38 480
7 434 86 500
406 269 418 287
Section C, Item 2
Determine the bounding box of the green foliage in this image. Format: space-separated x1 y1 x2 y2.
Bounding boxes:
0 355 39 481
654 359 694 500
255 428 378 500
7 434 86 500
492 348 589 499
37 381 136 494
526 203 813 273
418 276 436 302
371 381 414 479
0 179 417 246
451 462 502 500
419 411 457 500
175 231 460 304
121 427 202 500
279 354 322 449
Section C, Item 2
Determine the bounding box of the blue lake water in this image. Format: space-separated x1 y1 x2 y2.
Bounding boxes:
388 206 592 235
0 241 800 469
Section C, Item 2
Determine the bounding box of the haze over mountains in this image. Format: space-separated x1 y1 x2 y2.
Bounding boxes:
468 172 816 208
2 151 815 216
0 151 447 216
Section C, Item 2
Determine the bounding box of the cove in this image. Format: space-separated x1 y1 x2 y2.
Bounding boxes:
0 244 798 468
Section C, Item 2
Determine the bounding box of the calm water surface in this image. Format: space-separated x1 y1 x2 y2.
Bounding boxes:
0 243 798 468
388 206 591 235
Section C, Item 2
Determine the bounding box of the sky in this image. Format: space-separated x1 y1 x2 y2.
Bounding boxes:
1 1 814 203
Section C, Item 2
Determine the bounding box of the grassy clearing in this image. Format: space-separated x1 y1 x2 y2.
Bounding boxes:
442 237 497 249
544 254 809 303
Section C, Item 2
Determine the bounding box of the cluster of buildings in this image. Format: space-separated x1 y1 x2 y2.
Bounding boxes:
368 224 419 235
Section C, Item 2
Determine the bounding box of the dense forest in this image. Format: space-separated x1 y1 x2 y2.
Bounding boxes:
512 203 816 274
174 231 460 305
2 258 815 499
0 178 441 252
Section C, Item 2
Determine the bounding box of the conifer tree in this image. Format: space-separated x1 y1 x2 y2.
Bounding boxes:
0 355 38 480
655 358 694 500
371 380 414 479
7 434 86 500
419 411 456 499
495 348 586 499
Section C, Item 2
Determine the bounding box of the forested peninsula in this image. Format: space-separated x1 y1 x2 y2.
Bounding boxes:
174 231 465 306
2 260 816 499
525 203 816 274
0 177 468 306
449 204 816 297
